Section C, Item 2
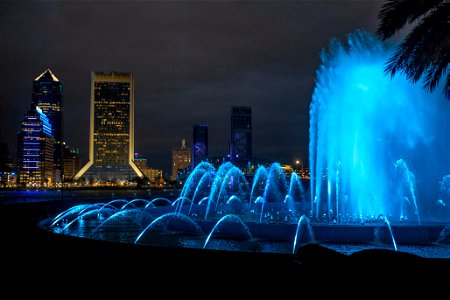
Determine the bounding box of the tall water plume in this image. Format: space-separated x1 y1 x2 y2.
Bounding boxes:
309 30 448 223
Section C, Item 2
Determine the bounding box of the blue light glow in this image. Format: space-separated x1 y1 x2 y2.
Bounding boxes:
309 30 448 223
36 106 52 136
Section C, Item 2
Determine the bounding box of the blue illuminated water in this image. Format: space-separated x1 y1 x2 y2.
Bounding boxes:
203 214 252 249
292 214 315 254
42 30 450 260
44 190 450 259
309 30 449 224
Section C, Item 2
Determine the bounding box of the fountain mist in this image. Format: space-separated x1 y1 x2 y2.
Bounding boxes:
309 30 448 223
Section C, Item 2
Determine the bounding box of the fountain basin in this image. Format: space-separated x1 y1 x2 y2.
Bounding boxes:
39 219 446 245
41 201 447 249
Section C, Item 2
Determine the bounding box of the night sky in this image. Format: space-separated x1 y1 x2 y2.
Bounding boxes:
0 1 391 175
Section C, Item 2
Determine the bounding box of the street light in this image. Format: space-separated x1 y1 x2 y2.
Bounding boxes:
295 159 304 176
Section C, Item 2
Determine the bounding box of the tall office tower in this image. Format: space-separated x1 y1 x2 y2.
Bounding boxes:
192 124 208 167
32 69 63 182
17 106 55 187
63 144 80 180
171 139 191 180
230 106 252 165
74 72 143 183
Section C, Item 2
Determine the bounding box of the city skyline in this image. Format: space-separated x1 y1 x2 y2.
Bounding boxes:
0 1 398 174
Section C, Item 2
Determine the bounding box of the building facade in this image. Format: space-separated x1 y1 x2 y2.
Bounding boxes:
0 142 13 187
171 139 191 180
230 106 252 166
142 168 163 185
63 145 80 181
74 72 143 183
133 153 148 171
32 69 63 183
192 124 208 168
17 106 55 187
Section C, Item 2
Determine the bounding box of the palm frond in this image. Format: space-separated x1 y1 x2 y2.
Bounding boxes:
384 4 449 92
424 52 449 92
377 0 443 40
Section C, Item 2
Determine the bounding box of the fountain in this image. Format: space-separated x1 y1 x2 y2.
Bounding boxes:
41 31 449 259
203 214 252 249
309 30 449 225
44 158 448 257
292 214 315 254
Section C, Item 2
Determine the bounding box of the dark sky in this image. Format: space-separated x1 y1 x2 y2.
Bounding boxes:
0 1 386 175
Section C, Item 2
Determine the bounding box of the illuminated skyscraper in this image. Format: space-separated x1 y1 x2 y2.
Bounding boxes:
171 139 191 180
192 124 208 167
17 106 55 187
74 72 143 182
32 69 63 182
230 106 252 165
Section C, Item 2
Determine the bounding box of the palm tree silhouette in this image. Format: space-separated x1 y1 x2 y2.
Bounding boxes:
376 0 449 95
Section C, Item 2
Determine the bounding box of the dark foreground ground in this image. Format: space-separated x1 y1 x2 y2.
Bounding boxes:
1 199 449 295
